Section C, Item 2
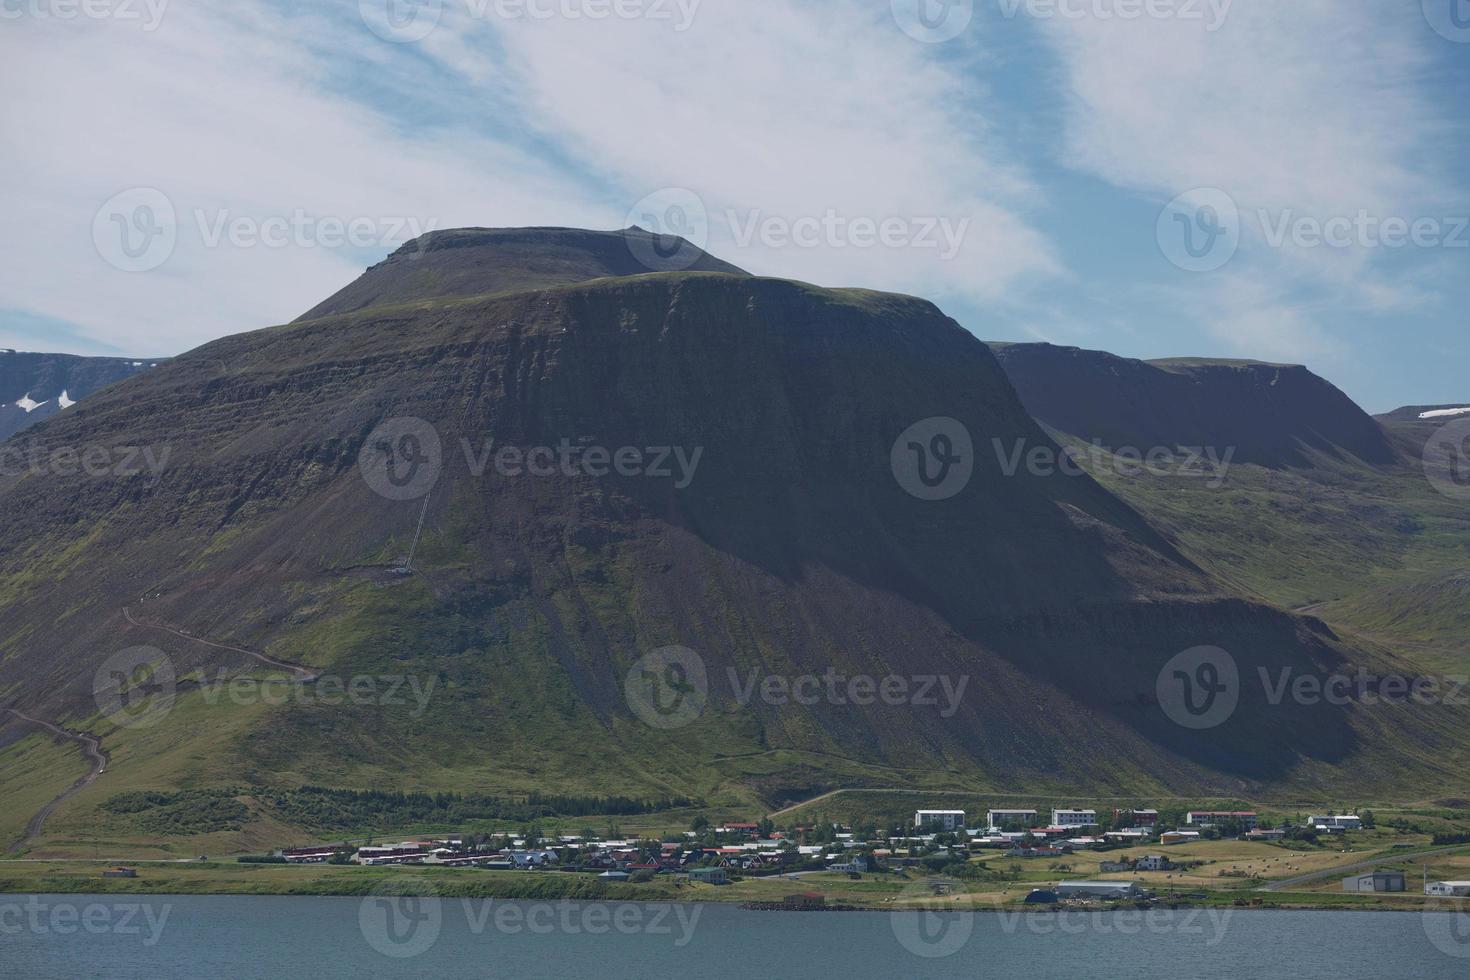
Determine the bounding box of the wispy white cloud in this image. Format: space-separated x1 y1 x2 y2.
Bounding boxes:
1032 0 1458 331
0 1 1058 356
0 8 608 355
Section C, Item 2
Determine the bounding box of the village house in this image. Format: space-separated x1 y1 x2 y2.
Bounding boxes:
1426 880 1470 897
1185 811 1258 831
1110 807 1158 827
1051 809 1098 828
281 846 339 864
688 866 729 885
914 809 966 831
1104 829 1152 843
986 809 1037 829
354 844 425 865
1311 814 1363 832
826 855 870 873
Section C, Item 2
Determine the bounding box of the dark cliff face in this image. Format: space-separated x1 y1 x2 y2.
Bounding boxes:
989 342 1396 468
296 226 749 321
0 351 160 442
0 231 1436 800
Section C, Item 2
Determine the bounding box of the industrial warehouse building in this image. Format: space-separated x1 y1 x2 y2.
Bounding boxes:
1055 880 1144 901
1342 870 1405 893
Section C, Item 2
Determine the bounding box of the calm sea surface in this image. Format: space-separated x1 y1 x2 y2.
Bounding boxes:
4 894 1470 979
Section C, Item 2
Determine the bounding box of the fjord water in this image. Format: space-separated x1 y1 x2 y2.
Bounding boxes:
4 896 1468 979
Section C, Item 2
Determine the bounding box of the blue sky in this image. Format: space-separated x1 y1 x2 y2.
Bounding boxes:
2 0 1466 412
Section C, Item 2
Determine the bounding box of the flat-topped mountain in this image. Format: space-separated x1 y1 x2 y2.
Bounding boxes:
989 342 1396 467
0 229 1458 854
297 226 748 320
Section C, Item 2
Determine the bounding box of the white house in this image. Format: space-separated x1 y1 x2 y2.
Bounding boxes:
1136 854 1173 871
1051 809 1098 828
915 810 966 831
1310 814 1363 831
1185 811 1258 831
986 809 1037 829
1426 881 1470 897
827 855 869 873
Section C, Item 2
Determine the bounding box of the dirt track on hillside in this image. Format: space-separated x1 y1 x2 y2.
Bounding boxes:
2 708 109 851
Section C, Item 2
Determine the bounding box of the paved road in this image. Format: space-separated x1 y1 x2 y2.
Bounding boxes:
2 708 109 852
1258 843 1470 892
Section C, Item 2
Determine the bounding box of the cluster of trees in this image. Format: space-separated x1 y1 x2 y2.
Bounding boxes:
102 790 249 835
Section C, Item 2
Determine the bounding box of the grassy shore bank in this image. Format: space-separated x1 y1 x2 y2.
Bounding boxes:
3 859 1468 914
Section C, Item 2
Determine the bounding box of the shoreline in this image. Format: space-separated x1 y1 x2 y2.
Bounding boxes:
0 860 1461 915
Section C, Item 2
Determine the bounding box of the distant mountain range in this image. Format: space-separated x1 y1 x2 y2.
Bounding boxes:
989 342 1396 468
0 351 161 442
1 228 1466 855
